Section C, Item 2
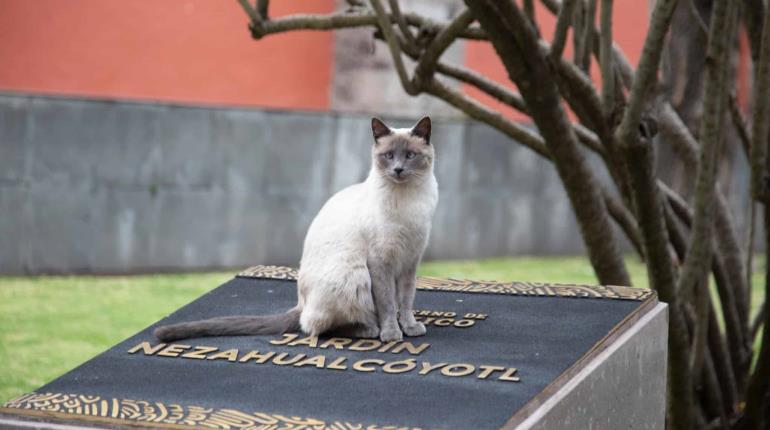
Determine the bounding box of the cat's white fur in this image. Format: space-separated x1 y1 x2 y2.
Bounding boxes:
296 127 438 336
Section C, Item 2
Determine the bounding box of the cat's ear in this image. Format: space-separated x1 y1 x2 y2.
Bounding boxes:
411 116 431 144
371 117 392 143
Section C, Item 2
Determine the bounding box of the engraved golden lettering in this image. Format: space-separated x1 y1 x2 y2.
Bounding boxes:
207 348 239 362
454 319 476 328
464 313 489 320
414 312 482 329
352 359 385 373
433 318 452 327
477 365 506 379
319 337 352 350
499 368 520 382
294 355 326 368
349 339 381 352
391 341 430 355
418 361 448 375
288 336 319 348
327 356 348 370
157 344 191 357
377 340 399 353
272 352 306 366
441 363 475 377
126 340 526 383
181 346 218 360
270 333 299 345
128 342 166 355
382 359 416 374
238 350 276 364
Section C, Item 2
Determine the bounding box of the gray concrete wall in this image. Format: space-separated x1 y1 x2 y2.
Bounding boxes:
0 93 753 274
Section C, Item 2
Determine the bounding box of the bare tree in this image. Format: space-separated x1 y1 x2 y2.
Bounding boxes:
235 0 770 428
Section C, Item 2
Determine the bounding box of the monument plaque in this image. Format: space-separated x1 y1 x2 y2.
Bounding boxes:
0 265 667 429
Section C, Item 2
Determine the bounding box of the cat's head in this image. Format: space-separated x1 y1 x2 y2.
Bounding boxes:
370 116 434 185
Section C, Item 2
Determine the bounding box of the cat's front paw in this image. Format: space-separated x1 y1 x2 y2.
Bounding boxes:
401 321 427 337
379 326 403 342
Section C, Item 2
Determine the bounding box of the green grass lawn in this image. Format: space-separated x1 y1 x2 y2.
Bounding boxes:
0 256 764 403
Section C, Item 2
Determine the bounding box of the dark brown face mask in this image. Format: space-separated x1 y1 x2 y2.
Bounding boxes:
371 116 433 183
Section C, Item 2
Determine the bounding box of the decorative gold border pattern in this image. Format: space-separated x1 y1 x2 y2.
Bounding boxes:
1 392 416 430
237 265 654 302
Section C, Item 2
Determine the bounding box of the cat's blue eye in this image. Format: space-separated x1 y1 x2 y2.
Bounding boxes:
385 152 394 159
406 151 415 159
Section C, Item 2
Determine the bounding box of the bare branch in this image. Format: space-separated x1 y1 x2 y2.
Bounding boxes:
691 271 710 383
423 78 550 158
752 301 765 341
746 201 756 314
468 0 630 286
623 131 694 429
571 0 585 67
549 50 607 134
662 203 741 409
659 105 751 391
433 60 607 158
524 0 538 35
387 0 417 46
245 8 485 40
616 0 677 148
658 102 699 167
237 0 259 22
579 0 597 72
677 0 737 307
715 193 751 335
742 210 770 429
599 0 614 116
370 0 417 95
256 0 269 20
434 62 527 112
750 5 770 202
388 28 607 164
701 349 730 429
744 0 766 66
708 305 739 416
572 124 605 155
659 180 691 222
658 103 751 332
542 0 634 88
601 186 645 258
624 141 676 316
610 41 634 89
550 0 577 59
728 93 751 161
686 0 708 36
414 9 475 87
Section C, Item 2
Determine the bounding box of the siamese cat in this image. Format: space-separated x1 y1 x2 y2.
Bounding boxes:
154 116 438 343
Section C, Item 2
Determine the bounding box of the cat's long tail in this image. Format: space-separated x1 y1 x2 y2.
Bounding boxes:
153 308 301 342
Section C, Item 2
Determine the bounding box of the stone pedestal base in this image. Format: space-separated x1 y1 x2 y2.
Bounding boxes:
1 266 667 429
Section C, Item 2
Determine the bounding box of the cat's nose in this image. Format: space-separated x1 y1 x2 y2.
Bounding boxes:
394 167 404 176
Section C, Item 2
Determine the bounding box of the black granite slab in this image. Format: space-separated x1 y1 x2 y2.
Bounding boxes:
1 272 654 430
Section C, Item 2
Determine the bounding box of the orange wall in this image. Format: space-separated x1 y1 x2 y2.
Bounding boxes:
0 0 334 110
0 1 650 115
464 2 649 120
